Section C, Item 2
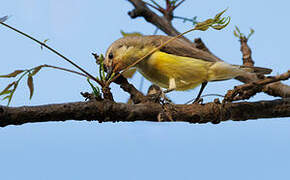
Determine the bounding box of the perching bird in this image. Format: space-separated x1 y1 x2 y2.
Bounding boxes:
104 35 271 101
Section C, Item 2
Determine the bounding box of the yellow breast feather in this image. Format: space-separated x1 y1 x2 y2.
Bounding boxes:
137 51 213 90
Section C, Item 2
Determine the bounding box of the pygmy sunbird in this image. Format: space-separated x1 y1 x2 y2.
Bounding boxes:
104 35 271 100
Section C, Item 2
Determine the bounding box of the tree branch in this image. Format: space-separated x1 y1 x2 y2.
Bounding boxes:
225 71 290 102
238 32 290 98
240 37 255 66
113 75 147 103
0 98 289 127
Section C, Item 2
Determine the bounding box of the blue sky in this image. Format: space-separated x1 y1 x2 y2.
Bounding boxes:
0 0 289 179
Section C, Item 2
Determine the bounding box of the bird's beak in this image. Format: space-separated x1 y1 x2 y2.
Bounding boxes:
105 65 113 80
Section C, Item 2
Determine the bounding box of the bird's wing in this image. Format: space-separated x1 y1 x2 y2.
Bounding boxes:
145 35 221 62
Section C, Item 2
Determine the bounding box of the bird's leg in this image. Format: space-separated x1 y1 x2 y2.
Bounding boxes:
158 78 176 103
163 78 176 97
147 78 176 103
193 81 208 103
164 78 176 93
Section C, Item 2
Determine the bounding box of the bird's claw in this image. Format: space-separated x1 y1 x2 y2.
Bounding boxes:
192 97 203 104
147 91 173 104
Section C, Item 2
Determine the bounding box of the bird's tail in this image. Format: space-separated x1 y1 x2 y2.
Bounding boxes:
207 62 272 82
236 65 272 74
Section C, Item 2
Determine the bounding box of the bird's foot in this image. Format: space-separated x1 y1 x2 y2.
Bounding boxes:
147 91 173 104
192 97 203 104
146 85 173 104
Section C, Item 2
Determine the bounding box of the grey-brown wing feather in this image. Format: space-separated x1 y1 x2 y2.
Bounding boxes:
144 35 221 62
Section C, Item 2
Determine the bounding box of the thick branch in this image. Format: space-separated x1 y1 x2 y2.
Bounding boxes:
240 38 255 66
0 99 289 127
114 75 147 103
225 71 290 101
238 35 290 98
264 82 290 98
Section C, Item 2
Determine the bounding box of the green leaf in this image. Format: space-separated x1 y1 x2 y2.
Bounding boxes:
0 90 11 96
27 75 34 99
5 82 19 105
214 8 228 21
2 93 13 105
211 17 231 30
87 78 100 97
30 66 43 76
233 30 239 37
2 95 11 101
98 54 106 81
194 9 230 32
195 19 214 31
7 95 13 106
235 26 241 34
108 72 115 81
0 82 15 95
44 39 49 43
0 70 24 78
250 28 254 34
247 28 255 39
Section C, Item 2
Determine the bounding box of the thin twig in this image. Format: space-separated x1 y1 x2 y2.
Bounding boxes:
173 0 186 10
174 16 198 24
150 0 163 10
185 94 225 104
0 22 102 85
145 1 162 12
145 2 160 11
224 70 290 102
42 64 87 78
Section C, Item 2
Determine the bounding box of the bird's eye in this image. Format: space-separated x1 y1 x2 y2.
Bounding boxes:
108 52 114 59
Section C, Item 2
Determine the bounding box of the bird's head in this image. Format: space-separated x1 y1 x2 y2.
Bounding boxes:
104 36 153 80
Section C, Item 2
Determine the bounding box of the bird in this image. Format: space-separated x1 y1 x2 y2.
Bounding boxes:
104 35 271 101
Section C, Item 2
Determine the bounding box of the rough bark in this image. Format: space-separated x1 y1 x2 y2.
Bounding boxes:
0 98 289 127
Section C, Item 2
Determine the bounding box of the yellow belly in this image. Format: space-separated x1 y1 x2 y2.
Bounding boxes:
136 51 213 91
